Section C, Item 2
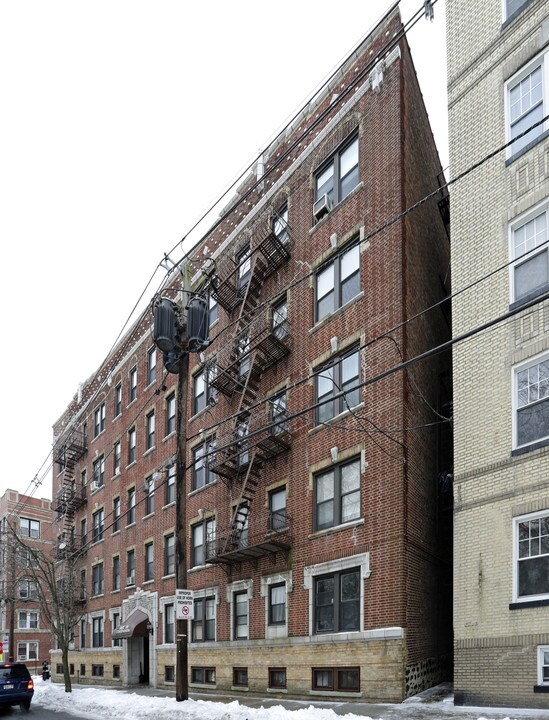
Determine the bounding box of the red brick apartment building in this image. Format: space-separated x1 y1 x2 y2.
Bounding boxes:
0 490 55 672
50 5 452 701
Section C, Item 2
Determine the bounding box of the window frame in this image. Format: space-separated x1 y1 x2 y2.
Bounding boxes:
164 603 175 644
165 464 176 505
112 497 121 533
192 437 216 490
314 134 359 219
315 243 360 322
19 517 40 539
113 440 121 476
233 590 249 640
268 582 286 626
313 567 361 635
272 205 289 243
93 455 105 487
114 383 122 417
312 666 360 692
165 393 176 436
126 549 135 586
503 0 530 22
192 369 214 415
92 563 104 597
315 347 361 425
509 201 549 307
94 402 106 438
147 347 157 386
505 51 548 160
191 518 216 568
92 508 104 543
92 617 104 649
164 534 175 576
129 366 137 403
313 456 361 532
145 475 155 516
112 555 120 591
127 488 136 525
146 410 155 450
233 667 248 687
268 486 287 532
144 542 154 582
268 667 287 689
192 596 216 642
513 353 549 451
537 645 549 687
18 611 38 630
513 509 549 602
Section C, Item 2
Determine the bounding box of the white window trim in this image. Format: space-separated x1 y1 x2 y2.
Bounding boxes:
159 595 176 647
17 641 38 662
512 509 549 603
512 351 549 451
18 610 39 629
508 199 549 305
504 50 549 160
303 553 371 638
260 571 292 639
538 645 549 686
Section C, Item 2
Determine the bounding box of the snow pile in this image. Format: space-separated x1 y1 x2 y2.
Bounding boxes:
33 679 372 720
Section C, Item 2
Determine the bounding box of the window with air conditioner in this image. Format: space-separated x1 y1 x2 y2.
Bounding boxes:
314 135 359 222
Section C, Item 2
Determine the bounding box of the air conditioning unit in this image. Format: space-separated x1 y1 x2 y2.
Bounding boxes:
313 193 332 222
126 574 135 586
90 481 100 492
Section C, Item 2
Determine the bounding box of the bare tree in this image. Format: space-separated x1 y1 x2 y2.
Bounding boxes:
9 524 86 693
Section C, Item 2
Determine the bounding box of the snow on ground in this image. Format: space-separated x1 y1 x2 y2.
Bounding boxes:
31 677 549 720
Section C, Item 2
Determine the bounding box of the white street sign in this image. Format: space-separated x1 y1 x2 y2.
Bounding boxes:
176 588 194 620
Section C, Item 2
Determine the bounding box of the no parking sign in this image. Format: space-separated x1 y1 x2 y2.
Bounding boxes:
175 589 194 620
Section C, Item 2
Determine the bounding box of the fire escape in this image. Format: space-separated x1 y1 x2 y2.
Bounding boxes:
203 212 294 564
52 429 87 562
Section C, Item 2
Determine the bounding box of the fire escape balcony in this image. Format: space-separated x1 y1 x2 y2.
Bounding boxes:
204 219 292 313
54 533 85 561
208 409 292 482
208 308 291 400
53 429 87 470
52 486 87 518
206 510 292 565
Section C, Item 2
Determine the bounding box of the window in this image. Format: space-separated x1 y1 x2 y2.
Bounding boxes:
114 383 122 417
193 369 214 415
510 205 548 305
92 618 103 648
129 366 137 402
192 518 215 567
92 564 104 596
192 438 215 490
18 580 38 600
272 297 288 340
80 569 87 601
81 468 87 487
80 620 86 649
208 294 218 327
315 244 360 321
514 511 549 601
505 0 529 20
80 664 86 676
272 205 289 243
164 603 175 643
80 518 87 547
18 611 38 629
144 542 154 582
314 568 360 633
268 583 286 625
145 475 155 515
19 518 39 539
233 504 249 549
113 665 120 678
113 497 121 533
233 667 248 686
236 417 249 467
112 612 121 646
127 550 135 585
234 591 248 640
165 393 176 436
17 642 37 662
269 392 287 435
92 664 104 677
165 666 175 683
164 534 175 576
237 245 251 292
314 457 361 531
268 487 286 531
147 347 157 385
537 646 549 687
127 488 136 525
514 355 549 449
93 456 105 488
314 135 359 218
506 53 547 157
146 410 155 450
312 667 360 692
128 427 136 465
165 464 176 505
113 441 121 476
192 597 215 642
191 667 216 684
112 556 120 591
92 509 104 543
269 668 286 689
315 348 360 424
94 402 106 437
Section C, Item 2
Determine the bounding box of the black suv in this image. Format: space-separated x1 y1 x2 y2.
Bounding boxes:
0 663 34 712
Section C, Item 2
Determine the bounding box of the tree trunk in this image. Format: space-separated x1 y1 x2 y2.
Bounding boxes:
61 644 72 693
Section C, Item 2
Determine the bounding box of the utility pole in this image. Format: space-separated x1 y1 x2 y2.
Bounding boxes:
8 534 16 662
152 261 209 702
175 354 189 701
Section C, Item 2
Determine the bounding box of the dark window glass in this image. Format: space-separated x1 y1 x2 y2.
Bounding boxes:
314 458 361 531
315 349 360 424
314 569 360 634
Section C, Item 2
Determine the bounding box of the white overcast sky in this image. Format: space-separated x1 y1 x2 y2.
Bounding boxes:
0 0 447 501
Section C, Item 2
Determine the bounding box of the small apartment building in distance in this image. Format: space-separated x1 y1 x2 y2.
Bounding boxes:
50 5 452 700
448 0 549 708
0 489 55 672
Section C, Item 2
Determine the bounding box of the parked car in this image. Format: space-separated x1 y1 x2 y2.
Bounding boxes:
0 662 34 712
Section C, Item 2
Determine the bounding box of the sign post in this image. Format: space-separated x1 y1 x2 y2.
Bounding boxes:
176 589 194 621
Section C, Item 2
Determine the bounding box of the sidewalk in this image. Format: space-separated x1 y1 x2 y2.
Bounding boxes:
106 682 549 720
